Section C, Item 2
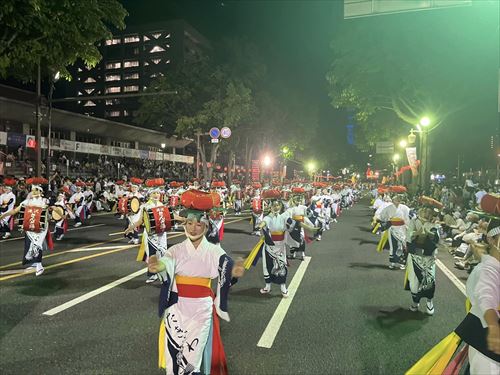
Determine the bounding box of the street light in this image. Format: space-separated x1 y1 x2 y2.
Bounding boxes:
160 143 166 149
393 153 400 162
263 155 272 167
281 146 289 154
399 139 407 148
420 116 431 127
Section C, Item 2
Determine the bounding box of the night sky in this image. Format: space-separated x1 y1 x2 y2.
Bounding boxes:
121 0 499 174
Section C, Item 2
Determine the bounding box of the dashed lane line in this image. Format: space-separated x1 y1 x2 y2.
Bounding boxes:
42 268 148 316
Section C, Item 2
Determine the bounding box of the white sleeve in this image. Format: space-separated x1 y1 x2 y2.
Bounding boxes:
475 258 500 320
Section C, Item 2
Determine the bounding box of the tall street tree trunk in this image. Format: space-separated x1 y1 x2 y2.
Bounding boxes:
227 150 235 184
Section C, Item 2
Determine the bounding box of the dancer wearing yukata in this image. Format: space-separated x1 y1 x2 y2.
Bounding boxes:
0 185 16 239
52 192 69 241
247 190 299 298
405 206 440 315
406 218 499 375
124 184 143 245
377 195 410 269
285 188 316 261
128 186 171 284
0 185 53 276
68 185 86 227
147 189 244 375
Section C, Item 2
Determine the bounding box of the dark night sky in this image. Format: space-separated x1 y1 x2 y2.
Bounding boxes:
121 0 499 174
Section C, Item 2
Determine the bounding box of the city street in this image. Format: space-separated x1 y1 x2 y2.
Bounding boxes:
0 200 468 374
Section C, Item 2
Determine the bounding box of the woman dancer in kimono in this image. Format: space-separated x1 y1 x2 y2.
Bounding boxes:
127 187 171 284
285 190 316 261
148 190 244 375
0 185 52 276
405 207 440 315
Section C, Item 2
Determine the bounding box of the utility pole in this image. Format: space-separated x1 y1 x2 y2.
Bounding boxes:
35 63 42 177
195 130 201 181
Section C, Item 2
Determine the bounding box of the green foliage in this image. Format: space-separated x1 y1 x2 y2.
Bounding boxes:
0 0 127 81
326 2 497 149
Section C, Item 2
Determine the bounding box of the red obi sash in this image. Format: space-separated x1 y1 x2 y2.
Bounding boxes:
271 232 285 241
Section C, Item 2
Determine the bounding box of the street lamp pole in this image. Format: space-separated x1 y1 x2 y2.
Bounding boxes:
35 63 42 177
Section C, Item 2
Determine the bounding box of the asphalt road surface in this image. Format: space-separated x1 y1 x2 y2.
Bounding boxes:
0 201 468 374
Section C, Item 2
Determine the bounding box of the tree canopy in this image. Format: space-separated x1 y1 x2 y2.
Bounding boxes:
0 0 127 81
135 38 319 181
326 2 498 150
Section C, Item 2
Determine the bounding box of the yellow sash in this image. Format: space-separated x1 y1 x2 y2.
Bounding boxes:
175 275 211 288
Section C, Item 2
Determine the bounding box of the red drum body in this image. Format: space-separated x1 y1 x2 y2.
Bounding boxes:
169 195 180 207
252 198 262 214
146 206 172 234
117 197 140 214
20 206 48 232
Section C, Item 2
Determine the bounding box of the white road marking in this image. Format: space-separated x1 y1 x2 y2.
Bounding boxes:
435 258 466 296
42 268 148 316
67 245 136 252
257 256 311 349
0 223 106 242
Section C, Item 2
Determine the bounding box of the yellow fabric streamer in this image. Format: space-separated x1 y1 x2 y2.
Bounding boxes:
243 237 264 269
403 264 409 289
372 222 381 234
158 319 166 369
376 230 388 252
465 298 471 313
136 233 147 262
405 332 461 375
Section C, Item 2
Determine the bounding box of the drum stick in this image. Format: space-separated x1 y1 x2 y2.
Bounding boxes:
108 231 126 236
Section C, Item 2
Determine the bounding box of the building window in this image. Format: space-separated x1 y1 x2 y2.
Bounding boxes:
150 72 164 78
143 35 150 42
123 85 139 92
84 88 94 94
105 74 121 82
133 47 140 55
166 33 171 38
84 77 96 83
151 58 161 64
152 32 162 39
83 101 96 107
124 35 140 43
123 72 139 80
105 38 121 45
123 60 139 68
123 110 131 117
106 61 121 69
105 99 121 105
107 111 121 117
150 46 166 53
105 86 121 94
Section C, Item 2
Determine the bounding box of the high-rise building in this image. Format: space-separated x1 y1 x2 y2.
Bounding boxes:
57 20 210 124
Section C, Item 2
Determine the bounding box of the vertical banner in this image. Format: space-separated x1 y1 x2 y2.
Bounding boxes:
251 160 260 181
406 147 418 176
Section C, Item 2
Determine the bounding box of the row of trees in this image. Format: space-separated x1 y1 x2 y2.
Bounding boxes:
325 1 498 154
134 39 319 183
